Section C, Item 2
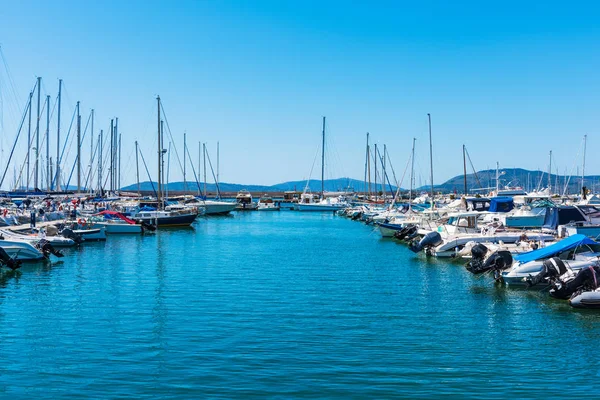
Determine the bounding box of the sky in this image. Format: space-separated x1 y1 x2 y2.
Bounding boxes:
0 1 599 190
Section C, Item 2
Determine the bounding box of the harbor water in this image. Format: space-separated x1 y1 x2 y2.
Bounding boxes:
1 211 599 398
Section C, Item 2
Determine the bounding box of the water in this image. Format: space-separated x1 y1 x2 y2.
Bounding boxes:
1 212 600 398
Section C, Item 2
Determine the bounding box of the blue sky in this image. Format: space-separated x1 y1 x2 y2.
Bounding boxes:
0 1 599 189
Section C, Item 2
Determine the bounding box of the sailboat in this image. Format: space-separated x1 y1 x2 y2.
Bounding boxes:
132 96 198 227
296 117 349 212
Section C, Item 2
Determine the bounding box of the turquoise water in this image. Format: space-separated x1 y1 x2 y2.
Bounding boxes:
1 211 600 398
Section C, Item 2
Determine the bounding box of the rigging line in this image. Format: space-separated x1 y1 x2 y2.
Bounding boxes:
204 147 221 199
389 149 412 209
83 129 102 190
0 81 35 188
184 143 201 196
159 102 185 178
562 137 585 196
65 110 92 189
464 146 483 189
375 145 395 195
138 147 158 198
384 146 399 188
0 46 22 107
304 144 320 192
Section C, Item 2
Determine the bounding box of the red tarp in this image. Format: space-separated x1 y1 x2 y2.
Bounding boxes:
95 210 137 225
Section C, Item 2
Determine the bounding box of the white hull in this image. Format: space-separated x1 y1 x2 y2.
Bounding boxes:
295 203 346 212
90 222 142 234
203 201 237 215
433 232 554 258
74 228 107 241
502 257 598 286
0 240 44 261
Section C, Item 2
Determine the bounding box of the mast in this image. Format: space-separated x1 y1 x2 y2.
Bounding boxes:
183 132 187 193
582 135 587 193
364 132 369 197
157 96 162 209
90 109 94 194
203 143 207 198
76 101 81 193
161 120 165 204
428 113 434 207
495 162 499 194
109 119 114 191
135 141 140 195
409 138 416 210
114 117 119 191
98 130 103 192
382 144 386 201
35 76 41 190
118 133 121 192
198 142 201 195
548 150 552 194
45 95 50 190
217 141 220 198
27 91 32 190
55 79 62 191
166 141 171 199
463 145 467 195
374 143 378 201
321 116 325 198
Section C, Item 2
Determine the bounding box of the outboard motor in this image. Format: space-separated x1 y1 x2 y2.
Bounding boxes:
140 221 157 232
409 231 443 255
0 247 21 270
394 225 417 241
525 257 567 287
467 248 513 280
465 243 489 274
61 228 84 245
36 239 64 259
549 265 600 300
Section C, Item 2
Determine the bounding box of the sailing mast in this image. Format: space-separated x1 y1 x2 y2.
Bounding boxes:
90 109 94 195
428 113 434 208
321 116 325 199
463 145 467 195
27 91 32 190
35 77 41 190
45 95 50 190
203 143 207 198
55 79 62 191
374 143 378 202
548 150 552 194
363 133 369 198
76 101 81 193
582 135 587 194
135 141 140 195
183 132 187 193
409 138 416 210
157 96 162 210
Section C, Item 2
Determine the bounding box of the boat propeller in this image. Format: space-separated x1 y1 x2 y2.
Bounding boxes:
37 239 64 259
0 247 22 270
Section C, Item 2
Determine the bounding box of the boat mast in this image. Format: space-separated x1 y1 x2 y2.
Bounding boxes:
45 95 50 190
548 150 552 195
35 76 41 190
374 143 378 202
27 90 32 190
203 143 207 198
183 132 187 193
582 135 587 193
198 141 201 196
55 79 62 191
382 144 386 201
363 132 369 198
161 120 165 204
110 119 114 192
118 133 121 193
76 101 81 193
115 117 119 192
217 141 220 198
157 96 162 210
90 109 94 195
321 116 325 199
98 129 103 192
463 145 467 195
135 140 140 195
428 113 434 208
409 138 416 210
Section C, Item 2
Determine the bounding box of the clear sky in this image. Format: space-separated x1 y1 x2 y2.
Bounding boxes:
0 1 599 190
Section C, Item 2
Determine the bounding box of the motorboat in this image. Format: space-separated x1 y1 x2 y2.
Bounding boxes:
89 211 143 234
257 195 280 211
235 190 257 210
501 234 600 286
202 200 237 215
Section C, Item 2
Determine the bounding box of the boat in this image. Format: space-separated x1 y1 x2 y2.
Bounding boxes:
296 117 349 212
202 200 237 215
501 234 600 286
90 210 143 234
0 239 44 261
257 195 280 211
235 190 257 210
570 287 600 309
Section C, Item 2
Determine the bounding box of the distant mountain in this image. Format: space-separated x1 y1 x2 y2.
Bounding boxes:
121 177 399 194
420 168 600 194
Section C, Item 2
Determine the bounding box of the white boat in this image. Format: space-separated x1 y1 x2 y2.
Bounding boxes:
0 239 44 261
2 229 75 247
501 235 600 286
235 190 257 210
257 195 280 211
88 211 143 234
202 200 237 215
295 196 347 212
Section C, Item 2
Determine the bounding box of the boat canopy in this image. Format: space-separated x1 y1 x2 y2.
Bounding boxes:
489 197 514 213
95 210 137 225
514 234 598 264
139 205 157 211
542 206 586 230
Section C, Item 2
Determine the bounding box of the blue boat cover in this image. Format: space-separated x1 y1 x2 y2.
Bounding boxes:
139 205 157 211
489 197 514 213
514 234 598 264
542 206 586 230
